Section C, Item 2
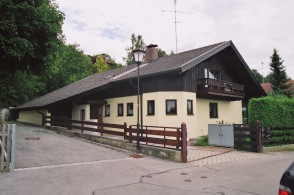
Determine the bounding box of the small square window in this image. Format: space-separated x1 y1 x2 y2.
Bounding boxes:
118 103 124 116
166 100 177 115
147 100 155 115
105 105 110 117
187 100 193 115
209 103 218 118
127 103 133 116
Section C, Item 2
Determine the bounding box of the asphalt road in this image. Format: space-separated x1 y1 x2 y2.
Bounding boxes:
0 124 293 195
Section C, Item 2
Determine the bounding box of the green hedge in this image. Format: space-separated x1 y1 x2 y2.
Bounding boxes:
264 129 294 146
248 96 294 128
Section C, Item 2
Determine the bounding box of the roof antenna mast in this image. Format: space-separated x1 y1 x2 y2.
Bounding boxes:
162 0 190 54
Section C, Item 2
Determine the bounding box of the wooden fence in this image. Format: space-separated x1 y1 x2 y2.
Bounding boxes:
0 118 16 172
233 122 263 153
43 116 187 163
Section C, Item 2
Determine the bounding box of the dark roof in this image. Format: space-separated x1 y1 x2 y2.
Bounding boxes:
16 40 263 110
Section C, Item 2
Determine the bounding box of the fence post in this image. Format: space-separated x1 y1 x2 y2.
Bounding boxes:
1 124 6 172
10 124 16 172
181 123 187 163
129 126 132 143
256 120 263 153
123 122 127 140
6 124 11 171
81 120 84 134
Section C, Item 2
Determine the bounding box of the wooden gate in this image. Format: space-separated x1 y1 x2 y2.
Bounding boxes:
233 122 263 153
0 118 16 172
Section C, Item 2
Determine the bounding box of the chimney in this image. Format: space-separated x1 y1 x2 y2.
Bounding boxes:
144 44 158 63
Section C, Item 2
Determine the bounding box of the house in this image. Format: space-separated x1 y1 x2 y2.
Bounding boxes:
14 41 266 140
261 80 294 94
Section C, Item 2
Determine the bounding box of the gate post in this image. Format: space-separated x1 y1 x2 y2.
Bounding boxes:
181 123 187 163
256 120 263 153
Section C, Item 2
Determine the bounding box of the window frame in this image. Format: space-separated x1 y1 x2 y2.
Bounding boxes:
126 103 134 116
117 103 124 116
187 100 193 115
147 100 155 116
166 99 177 115
204 68 222 80
209 102 218 118
104 104 110 117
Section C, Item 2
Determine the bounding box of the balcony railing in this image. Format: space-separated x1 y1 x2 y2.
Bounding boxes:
197 78 245 98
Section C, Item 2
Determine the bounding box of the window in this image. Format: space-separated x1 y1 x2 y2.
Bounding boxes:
209 103 218 118
105 105 110 117
147 100 155 115
166 100 177 115
187 100 193 115
117 103 124 116
204 68 222 80
90 104 99 119
127 103 133 116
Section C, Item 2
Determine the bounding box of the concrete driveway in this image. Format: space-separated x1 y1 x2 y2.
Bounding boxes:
0 123 293 195
14 124 130 169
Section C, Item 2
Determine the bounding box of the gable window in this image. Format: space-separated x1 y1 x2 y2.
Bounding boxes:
166 100 177 115
147 100 155 115
117 103 124 116
90 104 99 119
105 104 110 117
204 68 222 80
209 103 218 118
187 100 193 115
127 103 133 116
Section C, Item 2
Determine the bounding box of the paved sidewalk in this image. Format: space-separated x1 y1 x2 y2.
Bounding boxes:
188 146 270 166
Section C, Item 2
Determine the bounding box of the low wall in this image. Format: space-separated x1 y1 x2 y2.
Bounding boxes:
46 126 183 163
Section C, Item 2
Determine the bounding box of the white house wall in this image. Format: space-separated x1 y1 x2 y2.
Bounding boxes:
18 110 50 125
196 99 242 136
71 92 242 140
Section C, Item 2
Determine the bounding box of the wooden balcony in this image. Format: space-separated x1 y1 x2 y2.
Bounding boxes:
197 78 245 99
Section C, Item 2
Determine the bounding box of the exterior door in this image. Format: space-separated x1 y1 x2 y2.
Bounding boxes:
98 105 103 123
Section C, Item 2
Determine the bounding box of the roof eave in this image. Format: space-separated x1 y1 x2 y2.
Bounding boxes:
229 42 267 97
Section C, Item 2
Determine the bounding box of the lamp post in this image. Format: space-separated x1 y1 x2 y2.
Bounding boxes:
132 49 145 152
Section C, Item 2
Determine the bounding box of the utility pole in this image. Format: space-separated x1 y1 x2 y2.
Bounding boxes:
161 0 190 54
261 62 264 83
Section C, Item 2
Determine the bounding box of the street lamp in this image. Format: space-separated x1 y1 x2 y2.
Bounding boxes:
132 49 145 152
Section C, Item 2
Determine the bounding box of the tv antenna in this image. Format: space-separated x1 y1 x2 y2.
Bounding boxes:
161 0 191 53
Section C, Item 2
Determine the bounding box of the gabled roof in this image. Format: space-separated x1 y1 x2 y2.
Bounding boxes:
16 40 264 110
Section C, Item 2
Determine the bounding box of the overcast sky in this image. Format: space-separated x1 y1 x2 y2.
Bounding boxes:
55 0 294 79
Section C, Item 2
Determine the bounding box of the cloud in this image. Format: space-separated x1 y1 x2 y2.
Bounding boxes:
100 28 127 41
55 0 294 78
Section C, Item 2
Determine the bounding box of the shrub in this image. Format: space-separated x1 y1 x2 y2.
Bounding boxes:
195 135 208 146
248 96 294 128
264 129 294 146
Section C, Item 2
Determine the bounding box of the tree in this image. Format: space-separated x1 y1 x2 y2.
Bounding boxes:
43 43 94 93
251 69 264 83
0 0 64 107
268 48 291 96
124 34 146 65
158 48 168 58
92 53 122 70
0 0 64 74
93 54 109 73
